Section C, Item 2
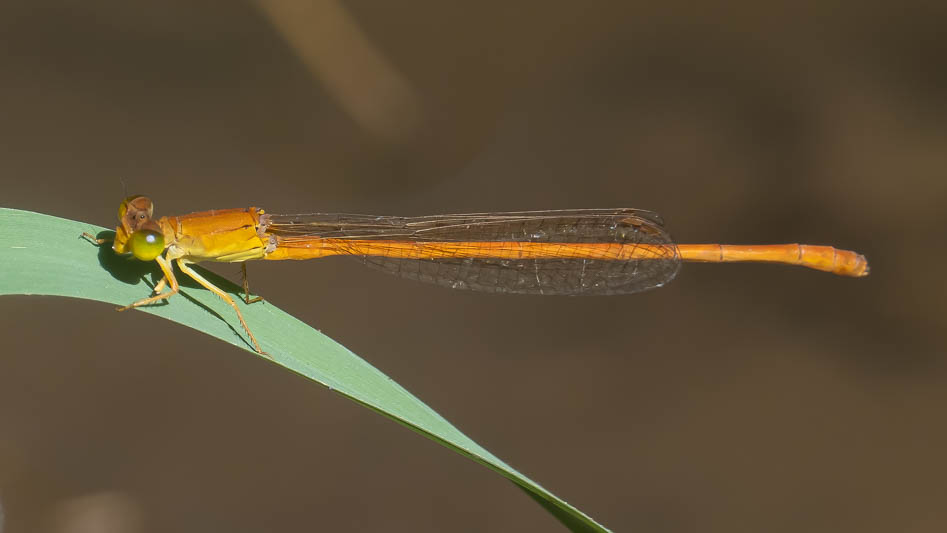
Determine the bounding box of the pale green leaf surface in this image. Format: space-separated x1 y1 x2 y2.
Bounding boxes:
0 207 610 533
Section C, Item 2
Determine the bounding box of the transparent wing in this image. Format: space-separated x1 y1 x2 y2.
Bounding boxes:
262 209 680 295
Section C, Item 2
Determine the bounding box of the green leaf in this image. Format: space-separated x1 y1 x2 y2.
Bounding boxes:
0 207 611 533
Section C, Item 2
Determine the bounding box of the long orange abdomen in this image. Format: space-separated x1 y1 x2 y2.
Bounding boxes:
264 237 868 277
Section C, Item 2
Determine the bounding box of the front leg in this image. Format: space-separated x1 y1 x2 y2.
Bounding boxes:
81 230 174 308
151 276 168 295
117 256 180 311
81 232 111 246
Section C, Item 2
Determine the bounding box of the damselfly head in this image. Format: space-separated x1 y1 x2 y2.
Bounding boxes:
112 196 163 260
118 196 154 229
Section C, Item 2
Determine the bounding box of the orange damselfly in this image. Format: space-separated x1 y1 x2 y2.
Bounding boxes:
85 196 869 355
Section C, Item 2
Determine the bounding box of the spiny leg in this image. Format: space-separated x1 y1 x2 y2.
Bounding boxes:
177 259 267 356
240 263 264 305
117 256 179 311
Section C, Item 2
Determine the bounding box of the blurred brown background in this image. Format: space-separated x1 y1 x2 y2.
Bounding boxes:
1 1 945 532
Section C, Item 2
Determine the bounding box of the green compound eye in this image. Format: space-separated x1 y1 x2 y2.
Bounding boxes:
128 229 165 261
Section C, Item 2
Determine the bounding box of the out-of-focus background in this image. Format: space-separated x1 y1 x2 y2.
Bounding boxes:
1 1 945 532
